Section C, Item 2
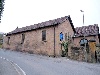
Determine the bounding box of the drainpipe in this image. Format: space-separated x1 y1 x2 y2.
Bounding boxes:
54 25 56 57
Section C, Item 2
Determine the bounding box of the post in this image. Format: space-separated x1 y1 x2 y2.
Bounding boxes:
80 10 84 25
84 36 87 62
80 10 87 62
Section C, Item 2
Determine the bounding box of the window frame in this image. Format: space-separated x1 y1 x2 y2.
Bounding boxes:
21 34 25 44
60 32 63 41
42 30 46 41
7 37 10 45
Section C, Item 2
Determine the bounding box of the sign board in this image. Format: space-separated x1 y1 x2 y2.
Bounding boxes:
80 38 88 46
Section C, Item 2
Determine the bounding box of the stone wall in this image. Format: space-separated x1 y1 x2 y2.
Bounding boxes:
68 44 99 63
96 45 100 63
55 20 74 56
3 27 54 56
68 46 85 61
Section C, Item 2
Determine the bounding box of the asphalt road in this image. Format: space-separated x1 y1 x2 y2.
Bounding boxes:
0 57 19 75
0 49 100 75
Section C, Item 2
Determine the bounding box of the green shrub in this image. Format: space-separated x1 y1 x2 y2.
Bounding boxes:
61 41 68 57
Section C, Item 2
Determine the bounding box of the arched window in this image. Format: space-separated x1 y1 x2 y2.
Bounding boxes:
60 32 63 41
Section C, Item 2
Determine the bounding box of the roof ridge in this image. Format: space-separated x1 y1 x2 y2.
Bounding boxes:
7 16 69 35
75 24 99 28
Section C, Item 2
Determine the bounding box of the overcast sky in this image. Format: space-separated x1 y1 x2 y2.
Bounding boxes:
0 0 100 33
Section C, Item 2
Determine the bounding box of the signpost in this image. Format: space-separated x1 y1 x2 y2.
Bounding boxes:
80 37 88 62
80 10 88 62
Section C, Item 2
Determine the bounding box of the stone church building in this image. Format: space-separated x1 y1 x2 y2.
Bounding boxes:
3 15 75 56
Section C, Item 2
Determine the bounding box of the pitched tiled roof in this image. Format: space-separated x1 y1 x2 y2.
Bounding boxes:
75 24 99 37
7 15 75 35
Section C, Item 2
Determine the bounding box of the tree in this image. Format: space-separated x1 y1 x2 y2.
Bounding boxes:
0 0 5 22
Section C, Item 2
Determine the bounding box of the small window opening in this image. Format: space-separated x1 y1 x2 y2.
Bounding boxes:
42 30 46 41
7 37 10 45
21 34 25 44
60 32 63 41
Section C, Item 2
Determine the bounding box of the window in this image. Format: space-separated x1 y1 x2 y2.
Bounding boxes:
60 32 63 41
7 37 10 45
21 34 25 44
42 30 46 41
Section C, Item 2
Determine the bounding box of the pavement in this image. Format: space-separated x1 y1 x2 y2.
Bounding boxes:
0 49 100 75
0 57 24 75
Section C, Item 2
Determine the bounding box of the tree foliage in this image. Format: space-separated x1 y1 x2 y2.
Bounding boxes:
61 41 69 57
0 0 5 22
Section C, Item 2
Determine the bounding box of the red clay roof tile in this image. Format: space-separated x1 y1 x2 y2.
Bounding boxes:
75 24 99 37
7 15 75 35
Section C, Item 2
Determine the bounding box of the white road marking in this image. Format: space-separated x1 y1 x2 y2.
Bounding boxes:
6 59 9 61
3 58 5 60
10 62 22 75
0 56 26 75
15 63 26 75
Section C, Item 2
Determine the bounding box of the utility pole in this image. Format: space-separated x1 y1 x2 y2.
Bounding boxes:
80 10 87 62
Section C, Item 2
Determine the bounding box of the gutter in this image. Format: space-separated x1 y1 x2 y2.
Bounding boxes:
54 25 56 57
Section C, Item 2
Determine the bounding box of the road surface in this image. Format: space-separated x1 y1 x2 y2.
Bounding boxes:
0 58 18 75
0 49 100 75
